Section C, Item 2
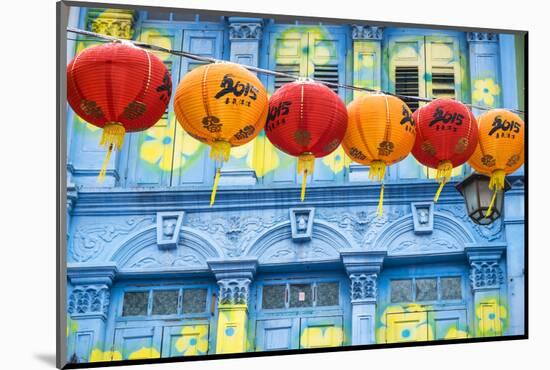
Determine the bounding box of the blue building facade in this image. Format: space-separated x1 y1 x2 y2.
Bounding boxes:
65 7 526 364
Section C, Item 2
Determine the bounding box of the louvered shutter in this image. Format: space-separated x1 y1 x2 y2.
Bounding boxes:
395 65 420 111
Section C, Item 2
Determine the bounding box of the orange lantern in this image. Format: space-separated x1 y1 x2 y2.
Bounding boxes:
173 62 268 206
343 94 416 216
468 109 525 216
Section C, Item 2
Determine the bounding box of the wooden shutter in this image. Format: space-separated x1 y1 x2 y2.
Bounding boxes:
313 64 339 94
274 64 301 90
425 36 461 100
389 36 426 110
431 66 456 98
395 65 420 111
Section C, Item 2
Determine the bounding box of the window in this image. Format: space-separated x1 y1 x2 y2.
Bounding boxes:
289 283 313 308
151 290 179 315
431 66 456 99
261 281 340 310
121 287 209 317
313 64 339 94
440 277 462 300
182 288 208 314
390 279 413 303
390 276 462 303
389 35 465 179
264 29 347 185
415 278 438 301
395 66 420 111
262 284 287 309
122 291 149 317
274 64 301 90
316 282 340 307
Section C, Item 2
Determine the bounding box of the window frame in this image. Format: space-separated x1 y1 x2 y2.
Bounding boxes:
117 284 212 321
258 278 342 312
389 275 464 305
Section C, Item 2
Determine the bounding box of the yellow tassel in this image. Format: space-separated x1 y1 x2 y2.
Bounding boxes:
486 189 498 217
485 169 506 218
297 153 315 202
488 169 506 192
377 184 385 218
210 167 221 207
433 160 453 203
300 170 308 202
210 140 232 163
98 123 125 183
434 180 446 203
369 160 386 182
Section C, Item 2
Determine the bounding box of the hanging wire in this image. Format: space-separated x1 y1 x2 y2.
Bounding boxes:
66 27 525 115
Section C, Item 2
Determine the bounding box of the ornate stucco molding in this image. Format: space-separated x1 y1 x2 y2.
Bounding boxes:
350 273 377 302
352 25 384 40
70 216 155 262
217 278 251 305
465 243 506 291
67 263 118 320
469 261 504 290
187 214 287 257
467 32 499 42
86 8 137 39
228 23 263 40
342 250 385 303
68 284 110 318
156 211 185 250
208 258 258 306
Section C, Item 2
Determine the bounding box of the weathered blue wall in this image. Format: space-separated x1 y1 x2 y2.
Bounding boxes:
65 7 525 363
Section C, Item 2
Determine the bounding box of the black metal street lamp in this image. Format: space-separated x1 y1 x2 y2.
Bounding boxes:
455 172 511 225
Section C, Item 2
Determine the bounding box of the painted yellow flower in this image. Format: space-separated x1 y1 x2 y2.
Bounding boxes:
128 347 160 360
444 326 468 340
475 298 508 336
378 304 433 343
473 78 501 106
89 349 122 362
216 307 248 354
322 146 351 174
140 125 202 171
385 322 432 343
300 326 343 348
174 325 209 356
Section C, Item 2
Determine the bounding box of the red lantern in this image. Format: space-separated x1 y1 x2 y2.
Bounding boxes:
265 80 348 200
67 41 172 181
411 98 478 201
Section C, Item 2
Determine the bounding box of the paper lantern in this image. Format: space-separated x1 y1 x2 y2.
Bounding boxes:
67 41 172 182
265 80 348 201
343 94 416 216
174 62 268 205
411 98 479 202
468 109 525 216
